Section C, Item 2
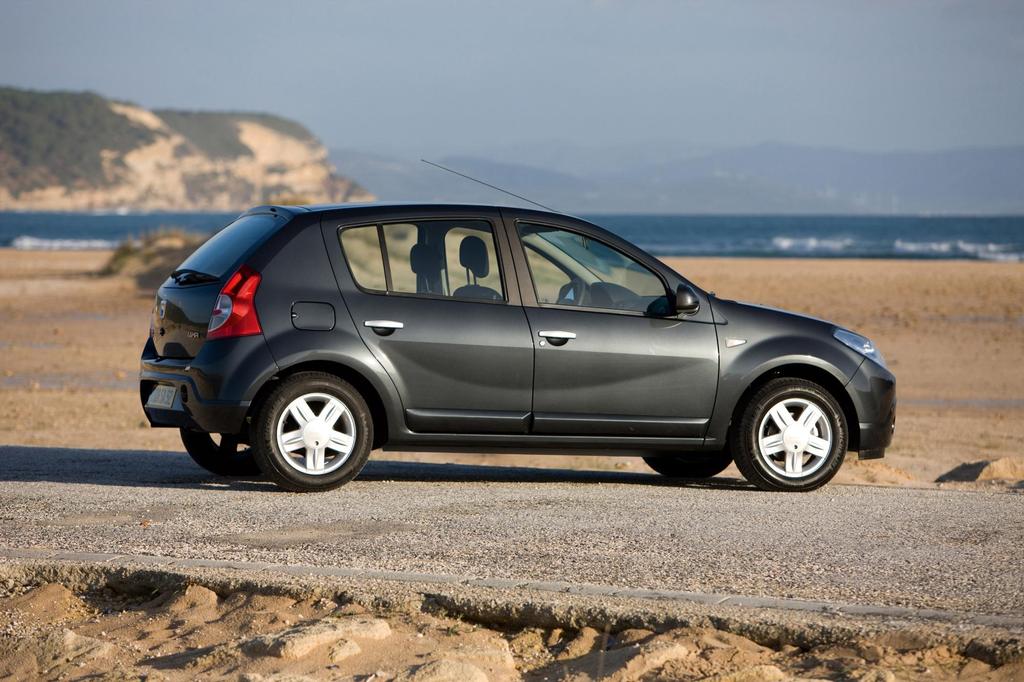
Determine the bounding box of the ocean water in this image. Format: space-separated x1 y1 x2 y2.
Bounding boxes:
596 214 1024 262
0 211 239 250
1 211 1022 261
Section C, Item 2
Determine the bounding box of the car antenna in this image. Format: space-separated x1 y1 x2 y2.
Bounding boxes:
420 158 558 212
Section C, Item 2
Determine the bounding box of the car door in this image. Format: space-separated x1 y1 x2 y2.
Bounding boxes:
329 211 535 434
506 215 719 438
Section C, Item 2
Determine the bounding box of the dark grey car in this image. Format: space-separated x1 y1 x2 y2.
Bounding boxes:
140 203 895 492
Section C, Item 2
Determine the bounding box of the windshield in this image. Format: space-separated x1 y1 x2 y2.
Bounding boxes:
174 213 282 279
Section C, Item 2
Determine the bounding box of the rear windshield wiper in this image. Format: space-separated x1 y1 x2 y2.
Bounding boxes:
170 268 219 285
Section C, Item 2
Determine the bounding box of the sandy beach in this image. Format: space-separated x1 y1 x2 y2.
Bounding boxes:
0 248 1021 488
2 248 1024 680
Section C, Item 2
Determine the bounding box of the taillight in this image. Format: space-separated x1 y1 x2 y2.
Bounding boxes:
207 265 262 340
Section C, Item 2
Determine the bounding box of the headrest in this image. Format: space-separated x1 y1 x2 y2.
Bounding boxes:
459 235 489 278
409 243 441 275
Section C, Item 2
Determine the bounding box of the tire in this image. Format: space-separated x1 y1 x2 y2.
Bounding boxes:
643 450 732 479
731 377 848 492
252 372 373 493
179 429 262 477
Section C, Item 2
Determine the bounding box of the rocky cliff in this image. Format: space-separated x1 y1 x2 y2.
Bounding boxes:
0 87 374 211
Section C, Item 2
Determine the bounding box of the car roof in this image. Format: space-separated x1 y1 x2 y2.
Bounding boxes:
240 201 583 223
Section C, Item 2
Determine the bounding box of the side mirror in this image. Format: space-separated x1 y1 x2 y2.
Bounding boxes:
675 284 700 315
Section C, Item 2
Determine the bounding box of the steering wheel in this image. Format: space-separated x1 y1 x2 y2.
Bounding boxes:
589 281 644 310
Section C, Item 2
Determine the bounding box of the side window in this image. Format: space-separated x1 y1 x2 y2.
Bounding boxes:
340 225 387 291
522 245 571 304
381 223 419 294
442 226 504 300
339 219 505 302
518 222 667 314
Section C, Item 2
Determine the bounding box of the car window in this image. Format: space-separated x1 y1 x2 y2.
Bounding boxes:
443 226 504 299
339 225 387 291
381 223 420 294
522 244 571 303
518 222 666 314
339 219 504 302
175 213 281 279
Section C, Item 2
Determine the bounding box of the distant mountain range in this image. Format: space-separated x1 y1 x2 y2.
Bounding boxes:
0 87 372 211
331 144 1024 214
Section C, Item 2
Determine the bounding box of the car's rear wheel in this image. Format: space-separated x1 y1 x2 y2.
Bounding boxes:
643 450 732 479
252 372 372 492
179 429 261 477
731 377 847 492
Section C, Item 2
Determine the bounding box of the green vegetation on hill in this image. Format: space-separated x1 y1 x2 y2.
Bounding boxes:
0 87 156 194
153 110 251 159
232 112 317 143
155 109 316 159
0 85 361 209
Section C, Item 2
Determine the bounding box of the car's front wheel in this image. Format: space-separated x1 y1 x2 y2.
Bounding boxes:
252 372 373 492
643 450 732 479
179 429 261 477
731 377 848 492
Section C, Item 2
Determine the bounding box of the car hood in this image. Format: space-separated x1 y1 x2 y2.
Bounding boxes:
712 296 838 331
736 300 835 326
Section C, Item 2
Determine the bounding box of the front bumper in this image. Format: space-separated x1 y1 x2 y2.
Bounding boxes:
846 358 896 459
139 335 277 435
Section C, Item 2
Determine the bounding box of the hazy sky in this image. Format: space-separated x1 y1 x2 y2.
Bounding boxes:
3 0 1023 158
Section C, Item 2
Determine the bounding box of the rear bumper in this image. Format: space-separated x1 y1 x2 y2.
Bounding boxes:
139 335 277 435
846 358 896 459
140 374 250 433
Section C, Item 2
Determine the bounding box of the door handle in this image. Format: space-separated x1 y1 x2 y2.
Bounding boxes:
538 330 576 346
364 320 404 336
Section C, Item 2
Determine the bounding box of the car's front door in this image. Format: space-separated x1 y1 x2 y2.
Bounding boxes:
509 218 719 438
333 213 534 434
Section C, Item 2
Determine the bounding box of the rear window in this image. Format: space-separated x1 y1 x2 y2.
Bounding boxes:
175 214 282 279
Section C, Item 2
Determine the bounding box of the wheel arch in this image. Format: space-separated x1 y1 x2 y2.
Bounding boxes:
727 363 860 451
246 359 391 449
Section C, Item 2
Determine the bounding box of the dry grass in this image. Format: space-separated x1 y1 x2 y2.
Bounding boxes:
100 229 208 291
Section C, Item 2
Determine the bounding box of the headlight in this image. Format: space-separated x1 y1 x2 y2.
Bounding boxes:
833 328 886 367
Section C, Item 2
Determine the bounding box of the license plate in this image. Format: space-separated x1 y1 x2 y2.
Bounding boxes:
146 385 177 409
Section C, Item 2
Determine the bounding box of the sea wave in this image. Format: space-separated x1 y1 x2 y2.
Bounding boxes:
8 235 121 250
771 236 856 253
893 239 954 255
894 239 1022 262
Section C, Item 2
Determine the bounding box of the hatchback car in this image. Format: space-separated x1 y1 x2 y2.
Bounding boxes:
141 203 895 492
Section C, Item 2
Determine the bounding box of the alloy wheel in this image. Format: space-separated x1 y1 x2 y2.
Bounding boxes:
275 392 357 475
756 397 833 479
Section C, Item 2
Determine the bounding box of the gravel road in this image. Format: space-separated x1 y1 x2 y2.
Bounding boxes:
1 445 1021 618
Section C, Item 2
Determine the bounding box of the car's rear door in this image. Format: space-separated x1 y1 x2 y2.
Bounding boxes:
504 213 719 439
326 209 534 434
